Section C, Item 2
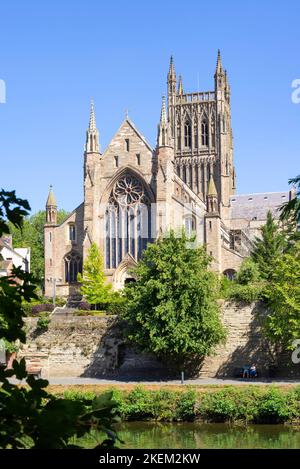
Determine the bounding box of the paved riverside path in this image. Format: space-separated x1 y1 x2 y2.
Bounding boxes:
39 377 300 386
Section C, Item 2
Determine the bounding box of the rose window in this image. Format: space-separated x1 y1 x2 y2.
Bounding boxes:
112 175 144 206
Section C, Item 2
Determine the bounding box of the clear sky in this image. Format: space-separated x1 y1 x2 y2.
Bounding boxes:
0 0 299 214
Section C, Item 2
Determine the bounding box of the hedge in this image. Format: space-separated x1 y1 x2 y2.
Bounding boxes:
55 385 300 424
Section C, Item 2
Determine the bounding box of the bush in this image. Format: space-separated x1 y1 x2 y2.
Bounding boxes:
55 296 66 307
106 295 126 315
199 389 240 422
21 302 33 316
112 387 154 420
256 387 294 423
198 387 261 423
51 385 300 424
174 388 197 421
36 312 50 331
222 283 264 303
236 258 261 285
77 301 91 311
31 303 54 315
2 339 20 353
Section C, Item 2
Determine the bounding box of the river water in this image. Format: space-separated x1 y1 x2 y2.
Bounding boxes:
111 422 300 449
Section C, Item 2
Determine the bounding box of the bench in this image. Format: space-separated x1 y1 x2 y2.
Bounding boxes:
234 366 259 379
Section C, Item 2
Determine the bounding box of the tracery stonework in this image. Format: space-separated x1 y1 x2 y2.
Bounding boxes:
105 174 152 269
44 53 290 297
112 175 146 206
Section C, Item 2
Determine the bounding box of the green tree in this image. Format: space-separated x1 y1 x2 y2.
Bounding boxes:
78 243 112 307
236 257 261 285
9 209 68 284
280 175 300 224
0 191 119 449
251 210 287 280
263 243 300 349
123 230 226 374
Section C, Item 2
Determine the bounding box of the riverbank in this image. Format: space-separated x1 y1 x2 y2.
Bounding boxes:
50 385 300 424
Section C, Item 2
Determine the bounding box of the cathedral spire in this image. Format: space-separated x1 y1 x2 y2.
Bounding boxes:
214 49 226 94
167 55 176 136
215 49 224 76
178 75 183 95
46 185 57 225
85 100 100 153
89 99 97 131
157 95 172 148
168 55 176 79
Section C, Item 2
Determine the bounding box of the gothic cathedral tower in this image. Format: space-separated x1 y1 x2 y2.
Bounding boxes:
167 51 235 221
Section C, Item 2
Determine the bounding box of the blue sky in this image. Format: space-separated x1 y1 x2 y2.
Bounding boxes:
0 0 299 214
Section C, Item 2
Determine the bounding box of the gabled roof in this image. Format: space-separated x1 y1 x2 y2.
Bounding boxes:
102 118 153 156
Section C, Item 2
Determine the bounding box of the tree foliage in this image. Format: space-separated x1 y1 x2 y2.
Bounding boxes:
0 190 119 449
263 243 300 349
236 257 261 285
123 230 226 373
8 209 68 285
280 175 300 224
251 210 287 280
0 189 31 235
77 243 113 306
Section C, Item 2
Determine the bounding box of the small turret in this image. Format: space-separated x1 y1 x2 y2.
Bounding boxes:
205 174 221 272
168 55 176 84
167 55 177 136
214 49 226 93
207 175 218 213
46 185 57 225
215 49 223 76
178 75 183 95
85 100 100 153
157 96 172 148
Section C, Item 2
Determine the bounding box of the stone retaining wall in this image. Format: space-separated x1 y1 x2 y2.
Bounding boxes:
20 302 300 378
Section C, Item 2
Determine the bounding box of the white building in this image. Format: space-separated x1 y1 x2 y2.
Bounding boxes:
0 235 30 277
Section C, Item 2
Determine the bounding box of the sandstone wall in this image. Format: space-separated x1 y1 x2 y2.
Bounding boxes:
21 302 300 379
21 316 123 378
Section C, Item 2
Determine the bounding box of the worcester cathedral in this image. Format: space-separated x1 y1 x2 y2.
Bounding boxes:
44 52 292 297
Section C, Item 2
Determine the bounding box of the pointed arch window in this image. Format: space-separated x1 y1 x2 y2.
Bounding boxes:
65 251 82 283
194 123 198 149
182 165 187 183
201 119 209 146
105 174 152 269
176 124 181 150
69 224 76 242
184 121 191 148
185 215 196 237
